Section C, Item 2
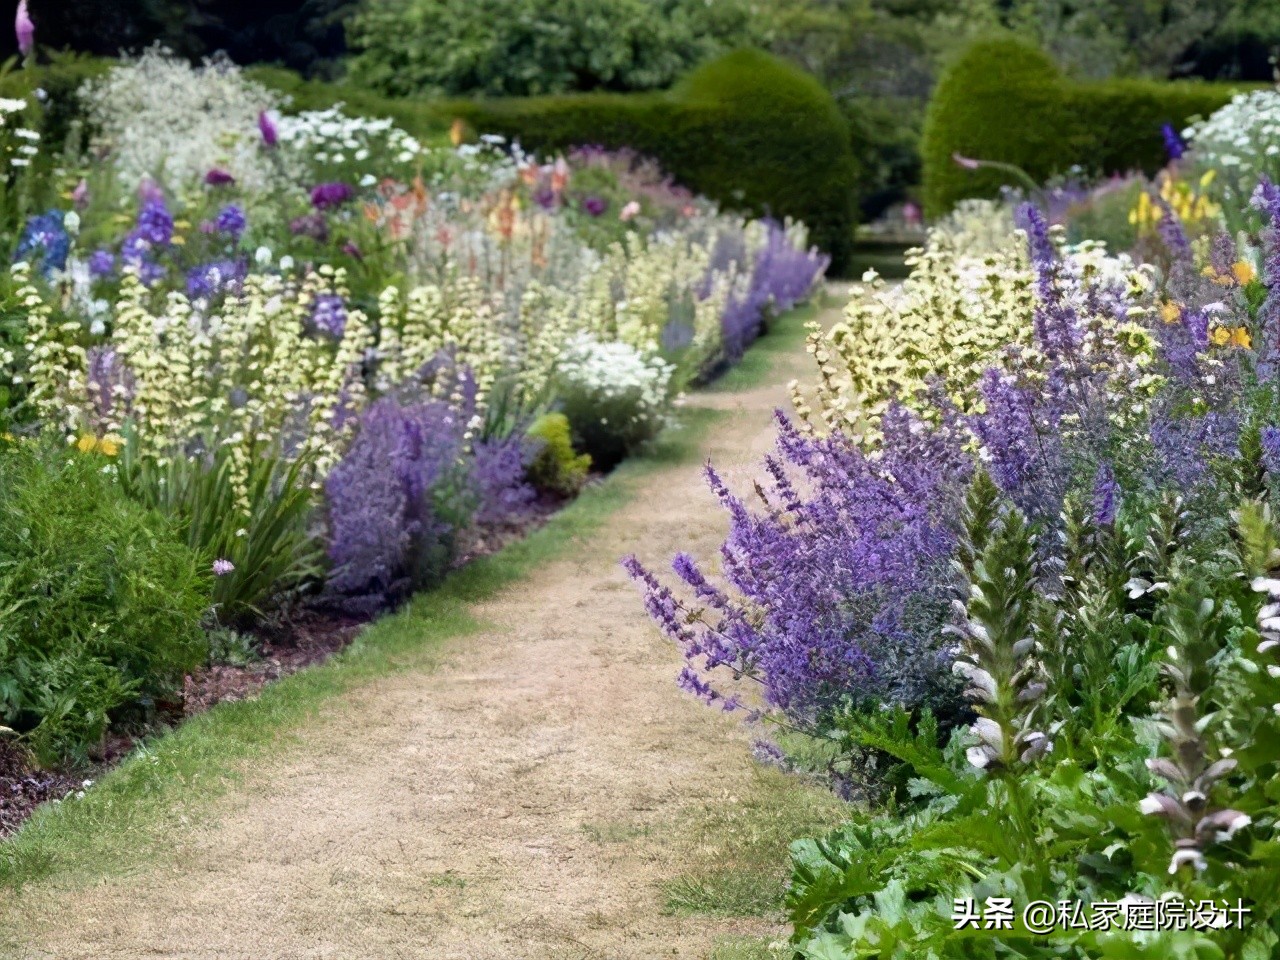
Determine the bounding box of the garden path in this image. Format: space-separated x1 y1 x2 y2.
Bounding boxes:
7 293 848 960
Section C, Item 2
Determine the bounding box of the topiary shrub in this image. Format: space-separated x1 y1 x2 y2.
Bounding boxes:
445 50 861 272
525 412 592 496
0 439 210 763
922 35 1248 216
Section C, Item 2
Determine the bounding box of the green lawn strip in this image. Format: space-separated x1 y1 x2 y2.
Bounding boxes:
0 297 825 893
662 764 845 920
704 299 824 395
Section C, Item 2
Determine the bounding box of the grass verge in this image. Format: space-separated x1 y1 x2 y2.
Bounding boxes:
0 296 828 894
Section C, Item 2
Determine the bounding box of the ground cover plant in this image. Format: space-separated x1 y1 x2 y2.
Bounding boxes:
0 46 826 793
629 86 1280 958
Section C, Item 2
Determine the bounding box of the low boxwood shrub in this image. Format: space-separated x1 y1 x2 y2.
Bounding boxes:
922 35 1248 215
445 50 861 272
525 413 592 496
0 438 210 763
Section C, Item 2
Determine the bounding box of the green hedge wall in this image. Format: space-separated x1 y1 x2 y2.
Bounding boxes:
444 49 860 271
922 36 1248 216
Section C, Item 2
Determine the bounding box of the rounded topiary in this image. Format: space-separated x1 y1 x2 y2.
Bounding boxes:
922 35 1247 217
921 36 1068 217
525 412 592 495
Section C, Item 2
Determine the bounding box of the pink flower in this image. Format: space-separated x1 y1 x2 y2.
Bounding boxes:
952 153 982 171
71 179 89 209
258 110 279 148
15 0 34 58
212 559 235 577
620 200 641 222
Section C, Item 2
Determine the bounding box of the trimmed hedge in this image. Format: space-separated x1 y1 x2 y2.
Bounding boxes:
444 49 860 271
922 36 1249 216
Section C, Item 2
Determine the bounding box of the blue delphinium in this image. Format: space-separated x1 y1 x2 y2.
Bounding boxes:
308 294 348 339
88 248 116 278
15 210 70 276
1162 123 1186 162
214 204 247 241
186 260 246 300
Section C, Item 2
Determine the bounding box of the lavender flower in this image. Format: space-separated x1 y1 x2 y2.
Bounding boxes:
1262 426 1280 478
310 182 354 210
1092 462 1118 527
471 436 537 528
1251 177 1280 376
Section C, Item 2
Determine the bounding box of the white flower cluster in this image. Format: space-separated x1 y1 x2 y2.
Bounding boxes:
555 332 674 428
276 106 424 184
0 96 39 174
1185 90 1280 213
81 48 279 195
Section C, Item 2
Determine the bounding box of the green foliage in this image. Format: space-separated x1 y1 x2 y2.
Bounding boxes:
446 49 859 271
115 433 323 624
922 36 1247 215
0 439 209 763
346 0 759 98
524 413 591 496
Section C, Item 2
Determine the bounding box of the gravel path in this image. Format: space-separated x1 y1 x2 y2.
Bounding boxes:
4 296 843 960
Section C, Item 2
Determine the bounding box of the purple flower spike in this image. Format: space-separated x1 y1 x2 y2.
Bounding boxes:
1161 123 1186 162
214 204 247 240
15 0 34 57
1092 462 1118 527
258 110 279 148
310 182 354 210
88 248 115 278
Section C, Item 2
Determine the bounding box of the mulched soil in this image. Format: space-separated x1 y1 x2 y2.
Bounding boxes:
0 492 574 838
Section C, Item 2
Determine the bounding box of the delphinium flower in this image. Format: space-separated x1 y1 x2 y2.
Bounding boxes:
308 294 347 339
214 203 247 241
1092 462 1118 527
1250 177 1280 376
88 249 115 278
14 210 70 276
310 182 354 210
1162 123 1186 162
186 260 246 300
85 345 134 433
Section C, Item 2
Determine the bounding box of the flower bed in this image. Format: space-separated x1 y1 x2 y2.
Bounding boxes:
630 92 1280 957
0 49 826 792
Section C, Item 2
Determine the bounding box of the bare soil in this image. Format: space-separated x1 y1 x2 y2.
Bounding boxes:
3 297 842 960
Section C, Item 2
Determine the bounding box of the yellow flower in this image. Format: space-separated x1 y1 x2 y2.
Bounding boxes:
449 118 466 147
1232 261 1256 284
1210 326 1252 348
76 433 97 453
98 433 123 457
1160 301 1181 323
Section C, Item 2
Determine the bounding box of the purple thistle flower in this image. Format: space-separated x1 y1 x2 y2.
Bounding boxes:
1092 462 1118 527
205 168 236 186
290 212 329 242
581 195 607 217
310 182 354 210
258 110 279 148
214 204 247 241
1161 123 1186 162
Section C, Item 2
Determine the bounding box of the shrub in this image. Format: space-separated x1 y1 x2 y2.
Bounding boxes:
554 333 672 470
445 50 860 272
0 438 209 762
922 35 1247 215
525 412 591 496
346 0 758 98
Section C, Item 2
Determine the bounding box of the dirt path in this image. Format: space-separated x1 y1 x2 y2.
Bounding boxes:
5 295 845 960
